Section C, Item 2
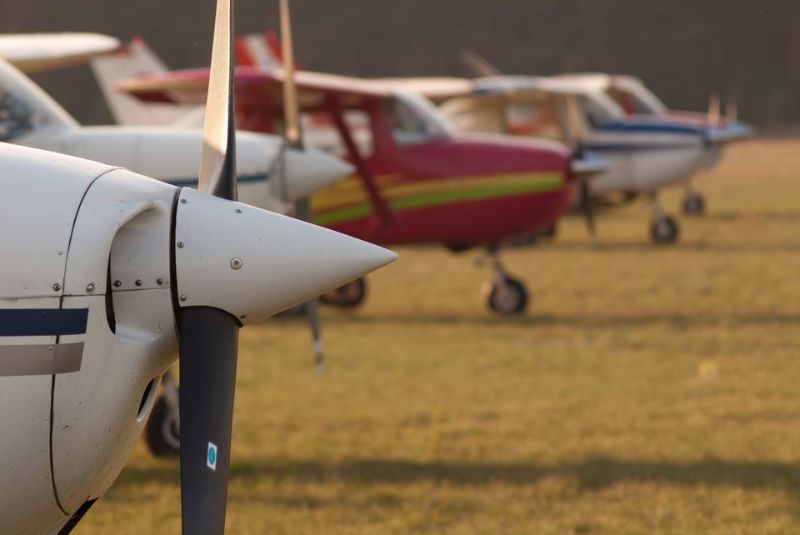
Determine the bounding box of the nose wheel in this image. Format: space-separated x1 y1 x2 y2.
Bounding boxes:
483 246 529 315
486 275 529 314
320 277 367 308
144 371 180 457
648 192 680 245
682 192 706 216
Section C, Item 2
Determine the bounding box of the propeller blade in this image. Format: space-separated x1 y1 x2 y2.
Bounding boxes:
279 0 326 371
198 0 236 200
707 92 721 127
578 178 597 242
179 308 239 535
459 50 502 77
280 0 302 150
726 100 738 123
179 0 240 533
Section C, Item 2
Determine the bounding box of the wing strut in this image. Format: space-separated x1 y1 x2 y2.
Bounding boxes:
329 102 393 226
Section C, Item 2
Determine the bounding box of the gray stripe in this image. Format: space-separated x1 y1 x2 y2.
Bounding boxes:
0 343 84 376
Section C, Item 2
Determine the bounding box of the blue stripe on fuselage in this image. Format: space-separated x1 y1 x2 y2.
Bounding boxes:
0 308 89 337
583 142 698 153
168 173 270 188
594 120 705 136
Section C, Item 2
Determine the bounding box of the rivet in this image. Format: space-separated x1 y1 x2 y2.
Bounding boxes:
230 258 243 270
113 280 122 288
179 295 187 302
156 278 164 286
52 283 61 292
58 250 64 256
86 283 96 293
135 279 143 287
235 208 242 214
180 198 188 204
177 242 185 249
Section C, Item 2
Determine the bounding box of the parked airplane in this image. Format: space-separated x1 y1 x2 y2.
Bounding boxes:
0 33 351 216
108 42 607 318
450 53 753 243
0 0 395 533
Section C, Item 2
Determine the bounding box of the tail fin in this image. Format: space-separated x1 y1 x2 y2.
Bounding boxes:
90 37 194 126
0 56 77 141
235 31 285 71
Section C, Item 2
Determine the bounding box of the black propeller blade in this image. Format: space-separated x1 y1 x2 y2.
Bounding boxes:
178 0 240 532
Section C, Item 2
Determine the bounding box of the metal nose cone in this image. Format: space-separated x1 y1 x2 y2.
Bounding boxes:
174 187 396 324
283 147 354 201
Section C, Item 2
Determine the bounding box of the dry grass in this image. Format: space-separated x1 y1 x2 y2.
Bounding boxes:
78 138 800 534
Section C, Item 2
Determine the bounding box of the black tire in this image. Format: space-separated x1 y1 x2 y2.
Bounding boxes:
682 194 706 216
650 216 680 245
487 276 529 315
144 396 180 457
320 277 367 308
541 224 558 239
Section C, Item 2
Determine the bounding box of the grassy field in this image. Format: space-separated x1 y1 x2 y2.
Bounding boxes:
79 138 800 534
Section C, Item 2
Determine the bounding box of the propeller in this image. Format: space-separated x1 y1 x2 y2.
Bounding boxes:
707 92 721 126
725 100 738 124
459 50 501 78
175 0 396 532
564 94 598 241
279 0 326 373
178 0 238 532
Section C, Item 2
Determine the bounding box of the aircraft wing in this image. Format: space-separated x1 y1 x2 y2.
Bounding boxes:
0 33 120 74
117 66 398 112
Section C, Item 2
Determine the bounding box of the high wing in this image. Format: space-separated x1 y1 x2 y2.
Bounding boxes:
0 33 120 74
117 66 393 111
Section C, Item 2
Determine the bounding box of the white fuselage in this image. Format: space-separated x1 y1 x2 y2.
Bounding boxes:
0 145 178 535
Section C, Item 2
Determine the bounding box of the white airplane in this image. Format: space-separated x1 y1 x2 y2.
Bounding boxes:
0 33 352 216
441 53 754 243
0 0 396 533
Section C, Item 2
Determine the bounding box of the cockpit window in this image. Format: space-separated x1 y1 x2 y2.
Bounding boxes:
581 94 624 127
0 89 36 141
386 92 453 146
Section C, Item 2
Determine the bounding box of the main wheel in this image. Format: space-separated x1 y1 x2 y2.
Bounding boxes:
650 216 680 245
682 193 706 216
320 277 367 308
486 276 529 315
144 396 180 457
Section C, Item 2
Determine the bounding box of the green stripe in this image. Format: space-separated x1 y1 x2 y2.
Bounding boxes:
390 178 562 210
314 204 373 226
314 176 563 226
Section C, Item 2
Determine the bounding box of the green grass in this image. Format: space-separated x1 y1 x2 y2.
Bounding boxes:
79 138 800 534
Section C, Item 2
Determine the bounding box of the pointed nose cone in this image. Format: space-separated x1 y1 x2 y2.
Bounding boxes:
174 188 396 324
283 147 354 201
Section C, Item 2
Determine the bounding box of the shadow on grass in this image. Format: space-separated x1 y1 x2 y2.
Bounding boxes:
115 456 800 496
316 311 800 330
542 240 800 254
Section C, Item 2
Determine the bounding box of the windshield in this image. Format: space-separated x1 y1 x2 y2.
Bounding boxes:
386 90 454 146
607 79 668 116
581 92 625 127
0 88 36 141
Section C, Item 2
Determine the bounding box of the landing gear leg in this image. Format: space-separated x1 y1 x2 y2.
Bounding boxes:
648 192 680 245
681 182 706 216
483 246 529 314
144 370 180 457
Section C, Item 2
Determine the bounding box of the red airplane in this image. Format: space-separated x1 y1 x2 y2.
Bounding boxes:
116 43 605 315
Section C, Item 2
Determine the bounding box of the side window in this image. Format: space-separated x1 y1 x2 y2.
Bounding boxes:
386 97 445 146
0 89 35 142
505 102 563 140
